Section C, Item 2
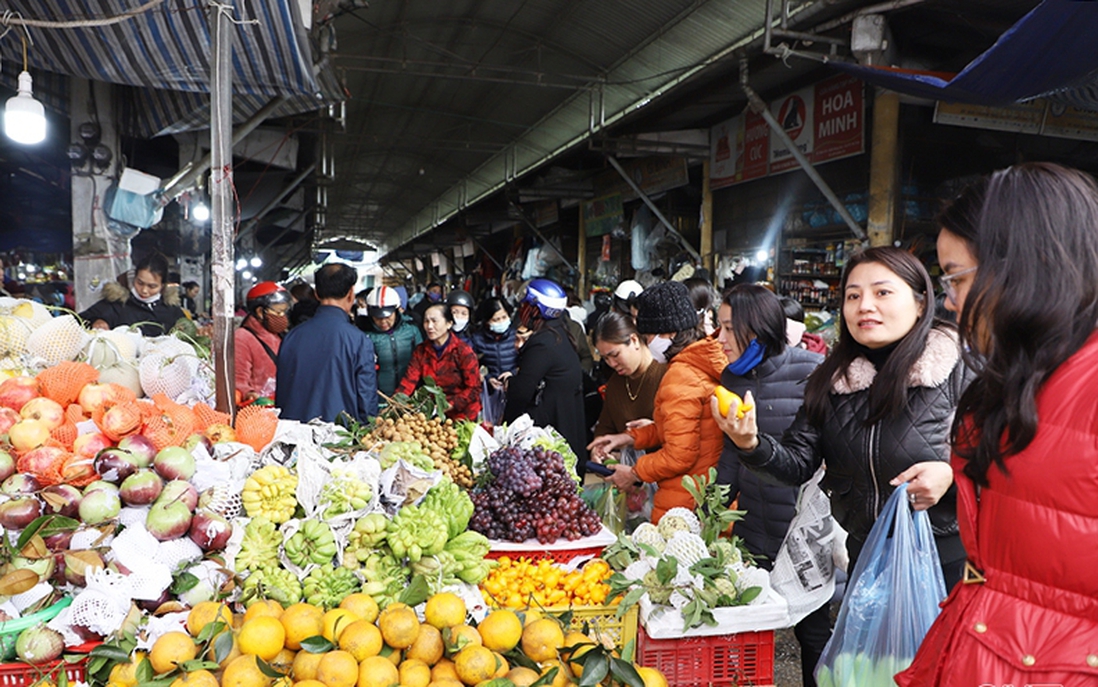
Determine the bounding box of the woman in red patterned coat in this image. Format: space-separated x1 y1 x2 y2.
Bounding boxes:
397 302 482 420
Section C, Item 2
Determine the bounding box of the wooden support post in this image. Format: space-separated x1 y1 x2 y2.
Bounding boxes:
210 1 235 414
701 159 714 276
867 89 901 247
577 209 587 296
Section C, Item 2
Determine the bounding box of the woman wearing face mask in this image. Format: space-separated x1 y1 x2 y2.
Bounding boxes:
397 303 481 420
588 280 728 522
504 279 586 461
715 247 969 592
470 298 518 389
360 286 423 399
233 282 291 404
80 253 186 336
446 290 475 343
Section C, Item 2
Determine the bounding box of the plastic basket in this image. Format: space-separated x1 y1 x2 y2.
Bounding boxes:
0 655 89 687
635 625 775 687
0 598 72 662
565 604 638 653
484 545 605 564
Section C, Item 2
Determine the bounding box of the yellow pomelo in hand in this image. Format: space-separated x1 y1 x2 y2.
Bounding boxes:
315 650 358 687
149 631 198 674
280 603 324 651
337 619 383 662
714 385 753 418
357 656 399 687
238 616 286 661
521 618 565 664
476 610 522 652
424 593 466 630
338 593 379 624
378 605 420 649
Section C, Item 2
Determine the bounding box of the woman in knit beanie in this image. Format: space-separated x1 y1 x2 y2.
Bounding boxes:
589 280 730 522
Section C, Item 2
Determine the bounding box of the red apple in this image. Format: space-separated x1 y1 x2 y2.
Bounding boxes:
187 508 232 550
117 435 157 468
153 446 196 481
77 383 114 416
9 420 50 452
0 407 21 435
0 377 39 412
17 446 66 478
19 397 65 431
73 433 111 459
119 469 163 506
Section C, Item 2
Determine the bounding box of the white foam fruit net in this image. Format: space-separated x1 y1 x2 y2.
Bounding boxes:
27 314 89 365
140 351 198 400
0 313 35 357
200 484 243 520
68 568 144 636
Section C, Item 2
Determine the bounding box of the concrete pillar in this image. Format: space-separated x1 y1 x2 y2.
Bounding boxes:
71 79 130 312
577 209 587 297
867 89 901 247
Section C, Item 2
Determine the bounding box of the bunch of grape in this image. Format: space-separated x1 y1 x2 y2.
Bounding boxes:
470 445 603 544
367 413 473 487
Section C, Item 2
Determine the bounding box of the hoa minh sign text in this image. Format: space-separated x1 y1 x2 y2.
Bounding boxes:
710 73 865 189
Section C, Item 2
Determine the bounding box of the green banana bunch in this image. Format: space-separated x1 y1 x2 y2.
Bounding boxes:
386 504 448 563
285 520 338 567
236 517 281 572
319 469 374 518
241 565 303 607
420 478 474 539
303 564 362 609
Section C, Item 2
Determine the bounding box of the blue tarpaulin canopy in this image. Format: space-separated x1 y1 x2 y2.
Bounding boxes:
830 0 1098 111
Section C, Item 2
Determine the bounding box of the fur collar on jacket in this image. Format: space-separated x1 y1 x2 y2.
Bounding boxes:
102 280 181 307
832 326 960 395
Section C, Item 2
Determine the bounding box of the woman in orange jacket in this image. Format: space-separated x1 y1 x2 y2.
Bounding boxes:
588 280 727 522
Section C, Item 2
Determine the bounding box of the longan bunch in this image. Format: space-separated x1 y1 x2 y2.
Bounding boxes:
368 412 473 487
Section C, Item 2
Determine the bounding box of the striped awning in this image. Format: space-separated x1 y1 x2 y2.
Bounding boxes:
0 0 344 136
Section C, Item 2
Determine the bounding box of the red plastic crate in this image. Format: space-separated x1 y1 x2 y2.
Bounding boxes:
0 656 89 687
635 625 775 687
484 544 604 564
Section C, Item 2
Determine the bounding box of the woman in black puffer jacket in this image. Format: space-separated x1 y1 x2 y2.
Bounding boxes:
716 247 970 591
714 284 824 687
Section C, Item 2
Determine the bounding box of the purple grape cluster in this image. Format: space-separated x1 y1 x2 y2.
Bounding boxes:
470 445 602 544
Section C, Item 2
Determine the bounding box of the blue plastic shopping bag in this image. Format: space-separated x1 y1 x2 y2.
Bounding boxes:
815 483 946 687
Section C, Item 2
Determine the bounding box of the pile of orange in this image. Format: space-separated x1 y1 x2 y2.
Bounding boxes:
128 592 666 687
479 557 613 609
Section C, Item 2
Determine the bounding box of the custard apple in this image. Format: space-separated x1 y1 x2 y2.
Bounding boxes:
657 507 700 539
631 522 666 554
708 538 743 566
642 569 672 605
713 576 738 600
663 531 709 569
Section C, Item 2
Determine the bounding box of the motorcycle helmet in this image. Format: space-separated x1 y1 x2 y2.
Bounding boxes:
245 282 290 313
522 278 568 319
445 290 475 310
613 279 643 313
366 285 402 319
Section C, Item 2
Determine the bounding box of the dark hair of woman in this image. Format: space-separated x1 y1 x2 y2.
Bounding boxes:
424 302 454 324
803 246 937 426
517 300 578 351
779 295 804 323
936 177 988 248
664 324 704 361
954 162 1098 486
475 297 511 325
134 253 170 284
721 284 788 361
684 277 718 315
592 309 638 346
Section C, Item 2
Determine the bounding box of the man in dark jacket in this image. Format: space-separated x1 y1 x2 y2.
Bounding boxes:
276 263 378 423
359 286 422 398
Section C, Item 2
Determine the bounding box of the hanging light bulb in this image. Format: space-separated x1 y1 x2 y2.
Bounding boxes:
5 71 46 145
250 256 262 268
242 270 253 280
236 258 247 271
192 201 210 222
